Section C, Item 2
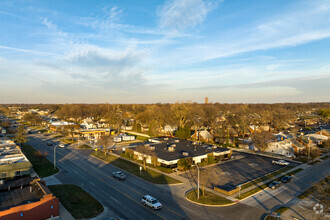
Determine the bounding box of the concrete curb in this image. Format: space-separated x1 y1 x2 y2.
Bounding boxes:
184 188 237 207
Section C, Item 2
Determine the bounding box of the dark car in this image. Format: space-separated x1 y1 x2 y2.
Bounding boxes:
47 142 53 146
268 181 281 189
112 171 126 180
281 176 293 183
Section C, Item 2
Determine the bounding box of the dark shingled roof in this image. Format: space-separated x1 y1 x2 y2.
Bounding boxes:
132 137 231 162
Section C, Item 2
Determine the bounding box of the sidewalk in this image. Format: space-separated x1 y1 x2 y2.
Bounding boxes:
232 163 309 199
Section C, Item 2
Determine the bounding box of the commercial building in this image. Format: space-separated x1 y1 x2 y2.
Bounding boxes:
0 140 32 180
0 176 59 219
126 137 232 168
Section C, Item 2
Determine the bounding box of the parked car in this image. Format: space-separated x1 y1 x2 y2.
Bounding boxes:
142 195 162 210
112 171 126 180
272 160 289 166
59 144 65 148
268 181 281 189
47 142 53 146
281 176 293 183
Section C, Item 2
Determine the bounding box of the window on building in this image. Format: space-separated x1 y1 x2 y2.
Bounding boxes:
0 172 7 178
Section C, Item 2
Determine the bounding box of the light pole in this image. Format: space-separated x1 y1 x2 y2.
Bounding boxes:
54 145 58 170
192 164 200 200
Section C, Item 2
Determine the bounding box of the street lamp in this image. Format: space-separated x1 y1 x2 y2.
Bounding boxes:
54 145 58 170
192 164 200 200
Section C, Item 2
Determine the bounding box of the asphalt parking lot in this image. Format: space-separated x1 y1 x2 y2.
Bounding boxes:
181 152 298 191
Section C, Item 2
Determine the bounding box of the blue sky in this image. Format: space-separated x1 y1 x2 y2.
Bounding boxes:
0 0 329 104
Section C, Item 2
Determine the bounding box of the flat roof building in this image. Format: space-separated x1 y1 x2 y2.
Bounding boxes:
0 140 32 180
127 137 232 168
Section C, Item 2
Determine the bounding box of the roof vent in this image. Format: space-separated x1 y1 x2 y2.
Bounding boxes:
174 140 179 143
168 145 175 152
164 137 168 140
144 144 150 147
182 151 189 156
148 146 155 150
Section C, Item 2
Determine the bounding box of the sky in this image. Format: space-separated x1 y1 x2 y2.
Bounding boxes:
0 0 330 104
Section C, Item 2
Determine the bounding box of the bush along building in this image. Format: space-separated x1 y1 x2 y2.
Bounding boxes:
124 137 232 169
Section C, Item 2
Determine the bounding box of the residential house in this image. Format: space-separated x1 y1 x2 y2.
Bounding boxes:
191 130 213 142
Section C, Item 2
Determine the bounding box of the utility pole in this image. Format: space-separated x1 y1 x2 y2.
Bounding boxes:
54 145 58 170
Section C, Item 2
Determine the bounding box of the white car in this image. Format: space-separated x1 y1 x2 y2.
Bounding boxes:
272 160 289 165
59 144 65 148
142 195 162 210
112 171 126 180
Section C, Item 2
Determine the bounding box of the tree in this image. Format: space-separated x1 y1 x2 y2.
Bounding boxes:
14 124 27 146
1 120 11 129
250 131 275 151
175 126 191 139
135 145 156 170
177 158 192 170
97 136 114 155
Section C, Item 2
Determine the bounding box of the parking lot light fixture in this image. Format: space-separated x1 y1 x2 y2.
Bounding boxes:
192 164 200 200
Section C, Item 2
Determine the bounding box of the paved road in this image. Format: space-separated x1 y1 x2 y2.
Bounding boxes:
27 133 266 220
242 157 330 218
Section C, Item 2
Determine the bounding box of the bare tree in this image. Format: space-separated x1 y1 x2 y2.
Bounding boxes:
97 136 114 155
250 131 275 151
135 145 156 170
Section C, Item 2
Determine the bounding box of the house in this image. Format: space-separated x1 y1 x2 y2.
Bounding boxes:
160 125 177 135
191 130 213 142
49 121 80 132
266 138 295 157
305 133 328 145
81 118 97 130
0 140 32 179
0 177 59 219
127 137 232 168
79 129 111 141
113 133 135 142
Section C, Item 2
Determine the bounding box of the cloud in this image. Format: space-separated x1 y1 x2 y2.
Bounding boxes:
158 0 217 34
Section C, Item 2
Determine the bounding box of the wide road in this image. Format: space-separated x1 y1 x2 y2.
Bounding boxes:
27 133 266 220
242 155 330 217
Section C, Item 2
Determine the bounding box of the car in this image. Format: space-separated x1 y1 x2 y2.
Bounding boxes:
142 195 162 210
47 142 53 146
59 144 65 148
272 160 290 166
268 181 281 189
112 171 126 180
281 176 293 183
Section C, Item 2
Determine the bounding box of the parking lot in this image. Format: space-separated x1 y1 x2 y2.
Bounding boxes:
181 152 298 191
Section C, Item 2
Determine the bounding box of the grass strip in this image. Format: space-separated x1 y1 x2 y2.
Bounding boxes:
20 144 59 178
75 144 92 149
186 189 233 205
49 184 103 219
241 166 294 190
91 151 181 184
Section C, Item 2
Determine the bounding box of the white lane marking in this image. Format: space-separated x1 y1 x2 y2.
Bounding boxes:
90 182 96 187
72 169 79 175
110 196 121 204
181 205 194 213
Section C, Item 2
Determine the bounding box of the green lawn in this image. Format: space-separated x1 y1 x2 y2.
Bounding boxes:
49 184 103 219
241 166 294 190
237 168 304 200
186 189 233 205
61 138 77 144
75 144 92 149
91 152 181 184
20 144 59 178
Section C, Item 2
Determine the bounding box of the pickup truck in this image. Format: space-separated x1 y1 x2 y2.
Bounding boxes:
142 195 162 210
